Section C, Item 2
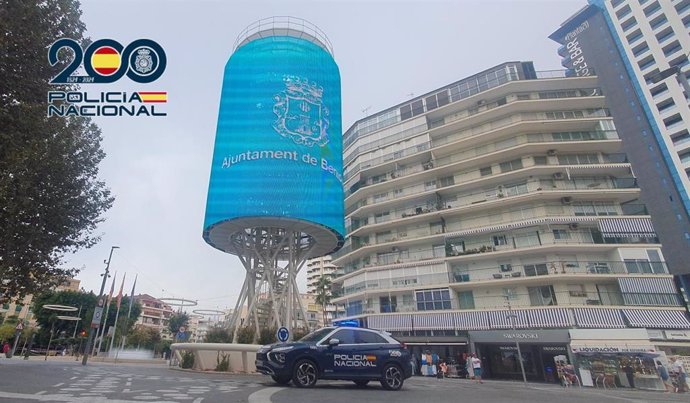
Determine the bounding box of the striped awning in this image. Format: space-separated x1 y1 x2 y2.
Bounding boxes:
445 216 597 238
413 312 455 330
573 308 626 328
618 277 677 294
488 309 529 329
598 217 656 238
527 308 574 328
622 309 690 329
454 311 491 330
367 314 413 331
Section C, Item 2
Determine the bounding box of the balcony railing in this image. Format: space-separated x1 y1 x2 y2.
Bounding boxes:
336 229 658 270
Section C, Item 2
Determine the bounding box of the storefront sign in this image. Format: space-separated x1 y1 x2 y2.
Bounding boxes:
570 345 656 354
469 329 569 344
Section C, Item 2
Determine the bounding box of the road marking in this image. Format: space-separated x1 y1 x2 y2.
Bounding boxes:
34 391 46 395
192 398 203 403
70 377 78 380
248 387 286 403
52 383 64 387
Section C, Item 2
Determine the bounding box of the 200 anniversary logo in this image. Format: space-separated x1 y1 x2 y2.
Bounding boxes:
47 38 167 117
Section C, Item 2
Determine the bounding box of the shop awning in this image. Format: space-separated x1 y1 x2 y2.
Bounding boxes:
598 217 656 238
367 314 413 331
617 277 677 294
444 216 596 238
573 308 626 328
454 311 491 330
622 309 690 329
488 309 529 329
527 308 573 328
412 312 455 330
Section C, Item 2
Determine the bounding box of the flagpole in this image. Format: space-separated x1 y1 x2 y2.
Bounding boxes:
94 272 116 355
116 275 137 362
108 274 126 355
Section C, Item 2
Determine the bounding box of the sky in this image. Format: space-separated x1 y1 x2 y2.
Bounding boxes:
65 0 585 315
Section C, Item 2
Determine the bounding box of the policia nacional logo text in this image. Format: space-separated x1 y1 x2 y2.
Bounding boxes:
334 354 377 368
47 38 167 117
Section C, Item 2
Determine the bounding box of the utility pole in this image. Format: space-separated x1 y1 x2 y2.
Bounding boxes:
503 293 527 384
82 246 119 365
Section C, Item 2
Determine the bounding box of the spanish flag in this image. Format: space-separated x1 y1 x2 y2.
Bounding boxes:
91 46 121 76
138 92 167 103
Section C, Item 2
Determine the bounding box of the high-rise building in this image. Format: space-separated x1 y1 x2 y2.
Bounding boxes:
133 294 175 340
332 61 690 381
550 1 690 277
306 256 337 295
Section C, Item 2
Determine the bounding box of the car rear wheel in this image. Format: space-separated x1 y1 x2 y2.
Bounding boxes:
271 375 291 385
380 364 404 391
292 359 318 388
353 380 369 387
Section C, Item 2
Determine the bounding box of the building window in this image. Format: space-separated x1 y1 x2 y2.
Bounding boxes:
415 288 452 311
493 234 508 246
649 14 668 30
663 41 682 58
625 259 653 273
643 1 661 17
568 284 588 298
380 296 397 313
480 166 493 176
655 27 675 43
500 263 513 272
524 263 548 277
458 291 475 310
503 287 518 299
499 159 523 173
553 229 571 240
346 301 363 316
528 285 558 306
533 156 547 165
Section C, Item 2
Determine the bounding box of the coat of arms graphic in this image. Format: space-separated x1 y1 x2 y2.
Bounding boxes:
273 75 330 147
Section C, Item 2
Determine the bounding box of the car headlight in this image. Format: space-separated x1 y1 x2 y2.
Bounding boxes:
269 351 287 363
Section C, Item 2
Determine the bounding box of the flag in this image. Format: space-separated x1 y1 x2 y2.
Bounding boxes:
107 272 117 304
129 274 137 301
137 92 167 103
116 273 126 309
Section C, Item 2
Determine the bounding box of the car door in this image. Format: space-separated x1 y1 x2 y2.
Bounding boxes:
355 330 393 378
320 328 359 378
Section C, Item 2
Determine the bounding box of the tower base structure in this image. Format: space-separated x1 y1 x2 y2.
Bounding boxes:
226 227 315 343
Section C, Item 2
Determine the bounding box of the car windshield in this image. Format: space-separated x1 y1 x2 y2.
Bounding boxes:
298 327 334 343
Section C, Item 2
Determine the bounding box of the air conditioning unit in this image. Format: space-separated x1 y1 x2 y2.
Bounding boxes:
553 172 565 180
561 196 573 205
568 223 579 230
547 149 558 156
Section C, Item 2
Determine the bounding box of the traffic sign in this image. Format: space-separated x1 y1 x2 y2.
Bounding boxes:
15 322 23 331
277 326 289 342
90 307 103 328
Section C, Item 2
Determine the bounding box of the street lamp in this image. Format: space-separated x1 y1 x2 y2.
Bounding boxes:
82 245 119 366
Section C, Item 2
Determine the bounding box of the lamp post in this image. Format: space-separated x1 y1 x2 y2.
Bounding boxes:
82 245 119 365
503 293 527 384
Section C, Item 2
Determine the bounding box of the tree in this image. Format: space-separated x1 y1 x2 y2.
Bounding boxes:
314 275 333 325
32 290 96 345
0 0 114 303
168 312 189 338
126 326 160 350
204 326 232 343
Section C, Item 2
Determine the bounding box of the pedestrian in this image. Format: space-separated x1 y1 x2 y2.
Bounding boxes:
672 357 687 393
439 361 448 379
471 353 483 384
657 360 672 393
3 341 11 358
411 354 418 376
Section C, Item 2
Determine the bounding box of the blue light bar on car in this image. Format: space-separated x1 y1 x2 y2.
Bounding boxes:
333 319 360 327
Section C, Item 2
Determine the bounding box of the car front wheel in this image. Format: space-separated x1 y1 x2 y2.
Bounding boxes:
292 359 318 388
380 363 404 391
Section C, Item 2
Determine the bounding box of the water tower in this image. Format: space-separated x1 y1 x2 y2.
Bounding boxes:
203 17 344 342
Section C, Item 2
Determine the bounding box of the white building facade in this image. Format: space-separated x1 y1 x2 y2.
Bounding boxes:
331 61 690 381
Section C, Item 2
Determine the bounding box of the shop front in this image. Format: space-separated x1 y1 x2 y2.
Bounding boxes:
569 329 665 390
400 337 468 377
469 330 570 383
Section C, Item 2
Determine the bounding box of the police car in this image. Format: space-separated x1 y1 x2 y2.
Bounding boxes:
255 326 412 390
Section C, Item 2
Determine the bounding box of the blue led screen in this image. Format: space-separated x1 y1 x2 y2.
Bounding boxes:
203 36 344 242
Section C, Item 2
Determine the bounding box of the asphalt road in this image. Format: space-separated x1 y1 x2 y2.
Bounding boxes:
0 358 686 403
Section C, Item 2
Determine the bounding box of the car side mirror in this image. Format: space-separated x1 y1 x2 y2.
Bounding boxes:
328 338 340 347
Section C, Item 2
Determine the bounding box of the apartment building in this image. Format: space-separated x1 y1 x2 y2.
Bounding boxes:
551 1 690 277
133 294 175 340
331 61 690 381
0 278 81 326
305 256 337 324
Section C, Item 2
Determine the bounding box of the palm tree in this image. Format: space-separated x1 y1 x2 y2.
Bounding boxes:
314 275 332 326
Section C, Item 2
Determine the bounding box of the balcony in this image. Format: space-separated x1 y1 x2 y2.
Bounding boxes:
346 127 620 199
